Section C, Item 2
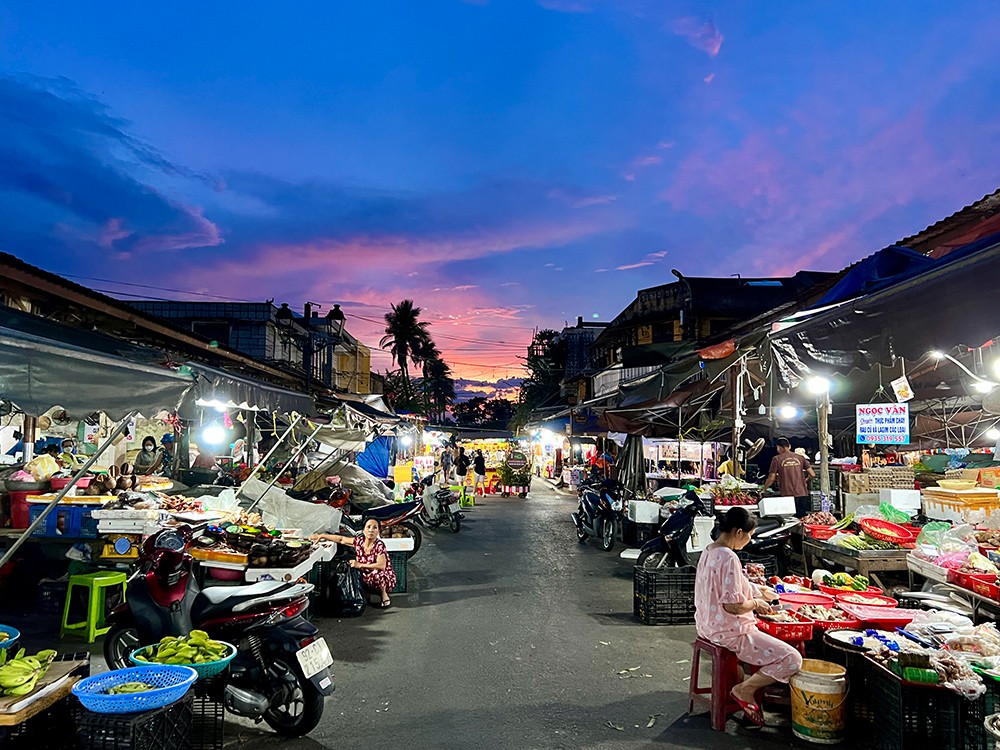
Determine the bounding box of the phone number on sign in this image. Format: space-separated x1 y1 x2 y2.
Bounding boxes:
858 435 908 443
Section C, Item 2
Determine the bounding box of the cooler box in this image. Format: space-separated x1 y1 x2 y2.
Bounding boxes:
879 488 921 512
628 501 661 524
759 496 796 517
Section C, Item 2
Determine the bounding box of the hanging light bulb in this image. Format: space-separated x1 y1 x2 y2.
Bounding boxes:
987 428 1000 441
779 405 799 420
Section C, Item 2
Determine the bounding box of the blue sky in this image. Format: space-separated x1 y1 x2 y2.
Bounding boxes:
1 1 999 386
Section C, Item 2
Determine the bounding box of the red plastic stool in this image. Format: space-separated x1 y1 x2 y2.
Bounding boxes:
688 637 742 731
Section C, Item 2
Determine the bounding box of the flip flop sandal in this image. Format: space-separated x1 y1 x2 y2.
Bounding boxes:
730 692 765 727
378 600 392 608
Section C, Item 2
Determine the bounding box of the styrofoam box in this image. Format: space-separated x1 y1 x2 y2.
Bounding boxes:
879 488 921 510
628 500 662 525
759 496 796 517
687 516 716 554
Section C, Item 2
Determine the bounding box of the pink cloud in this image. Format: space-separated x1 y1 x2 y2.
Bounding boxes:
671 17 723 57
633 155 663 167
657 140 676 150
611 249 667 271
704 73 716 84
98 218 131 248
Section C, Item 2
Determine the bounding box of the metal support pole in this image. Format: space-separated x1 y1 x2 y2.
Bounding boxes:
245 423 323 512
0 411 135 568
233 415 303 500
818 392 831 500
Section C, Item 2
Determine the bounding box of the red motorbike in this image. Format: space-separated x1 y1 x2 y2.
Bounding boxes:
103 527 334 737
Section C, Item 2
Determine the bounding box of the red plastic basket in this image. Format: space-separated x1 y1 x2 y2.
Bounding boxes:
837 602 915 629
859 518 917 545
756 615 814 642
971 577 1000 601
792 609 862 632
803 523 838 540
834 591 899 608
818 583 883 597
50 476 94 491
946 569 997 591
779 591 836 608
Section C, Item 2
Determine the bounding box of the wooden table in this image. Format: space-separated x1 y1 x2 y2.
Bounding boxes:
0 659 86 727
802 537 910 589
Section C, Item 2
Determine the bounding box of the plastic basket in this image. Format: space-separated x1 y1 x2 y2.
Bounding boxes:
736 551 778 579
74 694 193 750
190 694 225 750
947 569 997 591
792 610 862 632
72 665 197 714
388 550 407 593
803 523 838 540
28 503 100 538
633 565 696 625
0 624 21 650
130 642 236 679
756 615 814 641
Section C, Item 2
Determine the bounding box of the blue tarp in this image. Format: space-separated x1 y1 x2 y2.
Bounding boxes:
356 436 392 478
817 245 935 306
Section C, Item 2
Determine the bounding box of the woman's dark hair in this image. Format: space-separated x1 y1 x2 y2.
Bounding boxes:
718 507 758 535
364 518 382 531
142 437 156 448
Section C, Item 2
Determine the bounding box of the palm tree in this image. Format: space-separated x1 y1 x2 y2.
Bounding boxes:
380 300 431 387
424 357 456 421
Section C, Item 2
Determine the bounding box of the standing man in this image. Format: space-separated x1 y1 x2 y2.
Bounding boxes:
440 446 453 484
455 447 471 486
473 449 487 497
761 437 816 518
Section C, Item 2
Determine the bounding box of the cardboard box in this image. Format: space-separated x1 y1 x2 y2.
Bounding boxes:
980 468 1000 488
844 473 870 494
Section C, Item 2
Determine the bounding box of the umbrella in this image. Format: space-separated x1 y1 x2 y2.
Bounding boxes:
617 434 647 499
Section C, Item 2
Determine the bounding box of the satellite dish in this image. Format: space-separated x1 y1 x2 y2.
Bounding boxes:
744 438 766 460
983 390 1000 416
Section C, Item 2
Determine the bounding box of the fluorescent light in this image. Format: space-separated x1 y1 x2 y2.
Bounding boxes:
930 350 944 360
779 405 799 420
806 376 831 395
201 424 226 445
400 435 413 447
973 381 996 394
987 428 1000 441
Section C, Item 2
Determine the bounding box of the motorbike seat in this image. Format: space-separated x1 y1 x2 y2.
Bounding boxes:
191 580 299 623
364 501 418 520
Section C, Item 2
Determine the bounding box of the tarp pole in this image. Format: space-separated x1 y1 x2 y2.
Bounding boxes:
245 423 323 512
0 411 136 569
234 415 303 500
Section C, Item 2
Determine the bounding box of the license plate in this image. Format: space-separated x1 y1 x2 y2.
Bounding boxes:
295 637 333 679
448 503 461 515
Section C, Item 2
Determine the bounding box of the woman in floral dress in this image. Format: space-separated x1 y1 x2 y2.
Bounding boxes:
313 518 397 607
694 507 801 725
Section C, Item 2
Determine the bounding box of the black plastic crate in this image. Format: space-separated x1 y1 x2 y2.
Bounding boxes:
633 565 696 625
866 657 964 750
75 694 194 750
189 696 224 750
2 696 80 749
736 551 778 579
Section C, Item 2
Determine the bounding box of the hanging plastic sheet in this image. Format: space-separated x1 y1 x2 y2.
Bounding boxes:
356 436 392 479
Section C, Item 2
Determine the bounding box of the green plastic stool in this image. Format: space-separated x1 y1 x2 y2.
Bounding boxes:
60 570 127 643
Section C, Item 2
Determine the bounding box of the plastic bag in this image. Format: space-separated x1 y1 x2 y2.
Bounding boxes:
879 502 911 524
24 455 60 481
333 561 366 617
916 521 955 549
852 505 881 522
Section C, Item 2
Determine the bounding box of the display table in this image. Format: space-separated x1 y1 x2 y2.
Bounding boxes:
802 537 910 587
243 543 336 582
906 555 1000 619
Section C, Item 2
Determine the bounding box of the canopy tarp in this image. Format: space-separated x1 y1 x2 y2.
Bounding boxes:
765 235 1000 388
313 427 370 453
183 363 314 416
356 435 392 478
0 322 195 419
616 434 646 498
816 245 936 307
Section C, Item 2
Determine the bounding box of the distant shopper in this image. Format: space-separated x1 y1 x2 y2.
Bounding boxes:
440 446 453 483
455 447 471 484
473 450 487 496
761 437 815 518
59 439 77 468
134 436 165 475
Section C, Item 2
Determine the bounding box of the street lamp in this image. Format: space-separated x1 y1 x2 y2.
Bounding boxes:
274 302 347 392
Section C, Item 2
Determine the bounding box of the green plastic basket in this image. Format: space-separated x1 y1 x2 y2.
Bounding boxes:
130 641 236 679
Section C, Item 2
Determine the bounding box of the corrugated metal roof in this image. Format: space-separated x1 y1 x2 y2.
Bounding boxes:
896 188 1000 258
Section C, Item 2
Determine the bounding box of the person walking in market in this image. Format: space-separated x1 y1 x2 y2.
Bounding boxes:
440 445 453 483
761 437 815 518
472 449 487 498
455 446 471 486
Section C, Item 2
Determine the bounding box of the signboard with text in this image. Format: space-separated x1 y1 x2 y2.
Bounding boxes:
856 403 910 444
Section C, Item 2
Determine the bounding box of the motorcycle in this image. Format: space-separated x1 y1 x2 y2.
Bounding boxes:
419 478 462 533
572 479 622 551
103 527 335 737
339 499 424 557
709 512 797 577
637 491 708 569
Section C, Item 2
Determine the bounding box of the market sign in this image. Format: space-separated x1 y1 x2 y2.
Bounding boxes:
506 451 528 470
856 403 910 444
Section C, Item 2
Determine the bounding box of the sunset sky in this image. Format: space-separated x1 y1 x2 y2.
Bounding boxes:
2 2 999 391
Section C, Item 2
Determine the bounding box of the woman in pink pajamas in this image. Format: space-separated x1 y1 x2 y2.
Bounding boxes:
695 507 802 725
312 518 397 608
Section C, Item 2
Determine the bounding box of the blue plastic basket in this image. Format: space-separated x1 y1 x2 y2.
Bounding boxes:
129 641 237 679
72 665 197 714
0 625 21 650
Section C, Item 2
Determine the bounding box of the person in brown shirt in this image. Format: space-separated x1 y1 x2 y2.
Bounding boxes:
761 437 816 518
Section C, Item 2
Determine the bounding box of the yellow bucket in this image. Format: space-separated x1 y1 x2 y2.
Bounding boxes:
791 659 848 744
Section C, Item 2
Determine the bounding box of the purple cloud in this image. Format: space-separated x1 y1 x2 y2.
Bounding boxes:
672 17 723 57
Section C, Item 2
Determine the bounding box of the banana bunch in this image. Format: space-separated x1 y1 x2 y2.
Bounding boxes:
135 631 228 665
0 648 57 696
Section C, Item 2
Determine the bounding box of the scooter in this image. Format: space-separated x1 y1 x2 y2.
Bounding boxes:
572 480 622 551
103 527 335 738
637 491 707 569
709 513 797 577
419 478 462 533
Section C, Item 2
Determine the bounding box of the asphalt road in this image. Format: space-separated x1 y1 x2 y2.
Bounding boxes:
231 483 796 750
